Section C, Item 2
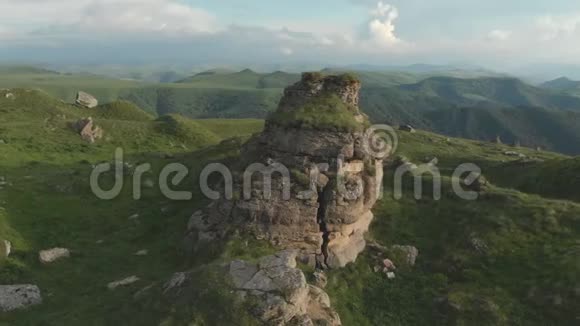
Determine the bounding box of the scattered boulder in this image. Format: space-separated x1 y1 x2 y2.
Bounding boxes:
0 285 42 312
399 124 416 133
503 151 526 159
162 272 188 294
71 117 103 143
39 247 70 264
468 233 489 254
107 276 140 290
75 91 98 108
227 250 341 325
1 239 11 259
5 93 15 100
386 272 396 280
382 258 396 271
391 245 419 266
462 174 490 193
135 250 148 256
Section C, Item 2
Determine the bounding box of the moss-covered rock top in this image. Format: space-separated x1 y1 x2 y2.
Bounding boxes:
268 94 368 132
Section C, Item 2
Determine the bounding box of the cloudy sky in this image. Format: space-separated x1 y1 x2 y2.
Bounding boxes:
0 0 579 67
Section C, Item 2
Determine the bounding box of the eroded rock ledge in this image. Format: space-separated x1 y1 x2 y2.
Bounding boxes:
229 250 341 325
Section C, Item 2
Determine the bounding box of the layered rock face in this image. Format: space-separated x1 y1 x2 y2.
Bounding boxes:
188 73 385 269
228 250 341 325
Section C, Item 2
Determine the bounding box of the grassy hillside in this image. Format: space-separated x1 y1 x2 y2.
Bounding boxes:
399 76 580 111
421 106 580 155
327 130 578 326
1 90 579 325
488 157 580 202
0 69 144 104
0 89 261 324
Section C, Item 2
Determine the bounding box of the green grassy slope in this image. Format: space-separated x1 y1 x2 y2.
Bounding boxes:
0 90 578 325
487 156 580 202
0 89 261 325
0 70 144 104
421 106 580 155
327 130 578 326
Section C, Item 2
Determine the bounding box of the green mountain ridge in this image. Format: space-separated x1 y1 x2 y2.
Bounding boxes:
4 67 580 154
399 76 580 110
541 76 580 91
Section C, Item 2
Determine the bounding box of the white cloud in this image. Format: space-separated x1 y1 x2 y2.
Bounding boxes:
487 29 512 41
280 47 294 56
367 2 401 46
0 0 216 39
2 0 580 66
76 0 216 34
536 14 580 41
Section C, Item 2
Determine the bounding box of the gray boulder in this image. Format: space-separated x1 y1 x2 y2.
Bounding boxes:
107 276 140 290
228 251 341 325
39 247 70 264
391 245 419 266
75 91 98 108
0 285 42 312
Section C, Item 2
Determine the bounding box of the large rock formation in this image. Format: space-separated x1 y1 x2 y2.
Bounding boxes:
187 73 386 269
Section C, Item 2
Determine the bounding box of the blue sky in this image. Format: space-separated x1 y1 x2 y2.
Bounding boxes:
0 0 579 67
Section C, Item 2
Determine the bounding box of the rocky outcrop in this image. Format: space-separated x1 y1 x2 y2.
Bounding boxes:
277 72 361 112
186 73 386 269
75 91 98 108
0 285 42 312
72 117 103 143
228 250 341 325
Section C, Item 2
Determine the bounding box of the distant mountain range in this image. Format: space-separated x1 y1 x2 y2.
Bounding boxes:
3 65 580 154
541 77 580 91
